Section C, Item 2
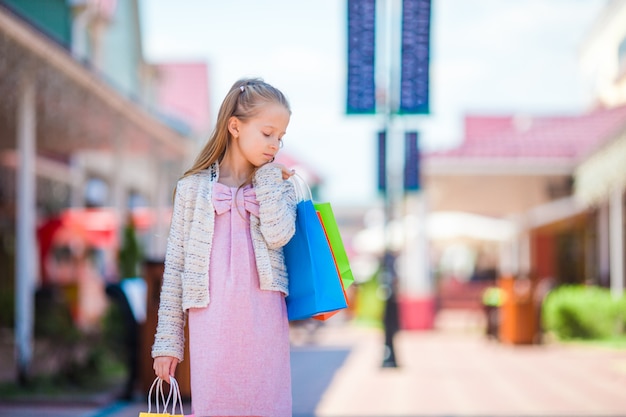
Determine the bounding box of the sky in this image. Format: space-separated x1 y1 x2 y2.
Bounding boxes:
139 0 607 206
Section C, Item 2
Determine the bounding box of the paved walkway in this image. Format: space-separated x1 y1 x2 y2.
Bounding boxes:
314 317 626 416
2 311 626 416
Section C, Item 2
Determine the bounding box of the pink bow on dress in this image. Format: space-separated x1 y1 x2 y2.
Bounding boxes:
212 185 260 217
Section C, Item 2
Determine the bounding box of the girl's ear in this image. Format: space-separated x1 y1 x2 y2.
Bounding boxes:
227 116 240 137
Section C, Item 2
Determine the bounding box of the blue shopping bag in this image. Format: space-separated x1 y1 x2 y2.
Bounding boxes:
284 177 347 321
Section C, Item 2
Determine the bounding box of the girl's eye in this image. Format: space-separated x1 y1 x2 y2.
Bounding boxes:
278 138 284 148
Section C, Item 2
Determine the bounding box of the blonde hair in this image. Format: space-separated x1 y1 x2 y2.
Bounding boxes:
181 77 291 180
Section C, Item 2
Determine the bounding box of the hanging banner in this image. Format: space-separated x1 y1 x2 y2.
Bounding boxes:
347 0 377 114
403 131 420 191
378 130 387 192
399 0 431 114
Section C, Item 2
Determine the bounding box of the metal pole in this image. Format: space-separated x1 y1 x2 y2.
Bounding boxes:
380 0 401 368
381 246 400 367
15 76 36 384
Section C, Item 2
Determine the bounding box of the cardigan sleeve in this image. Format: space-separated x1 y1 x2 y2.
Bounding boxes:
253 164 297 249
151 180 187 362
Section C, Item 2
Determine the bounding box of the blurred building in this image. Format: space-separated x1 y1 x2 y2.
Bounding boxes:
575 0 626 298
421 0 626 331
425 107 626 286
150 62 212 140
0 0 196 377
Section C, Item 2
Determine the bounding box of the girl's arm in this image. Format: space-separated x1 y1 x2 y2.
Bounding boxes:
254 163 297 249
151 181 187 361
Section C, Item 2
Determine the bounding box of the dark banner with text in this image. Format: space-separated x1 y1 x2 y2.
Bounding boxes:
347 0 377 114
399 0 431 114
404 131 421 191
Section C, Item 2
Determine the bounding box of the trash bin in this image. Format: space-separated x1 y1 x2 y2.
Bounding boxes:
139 259 191 398
497 275 537 345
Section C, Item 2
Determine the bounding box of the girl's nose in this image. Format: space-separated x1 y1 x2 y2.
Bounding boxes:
270 137 282 150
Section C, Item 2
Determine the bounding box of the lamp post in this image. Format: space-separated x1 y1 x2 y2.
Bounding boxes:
348 0 431 367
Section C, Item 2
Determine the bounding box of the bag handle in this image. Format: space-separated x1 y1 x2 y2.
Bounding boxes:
289 172 313 202
169 376 185 416
146 377 167 414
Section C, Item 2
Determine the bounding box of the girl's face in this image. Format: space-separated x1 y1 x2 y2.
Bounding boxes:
231 103 290 168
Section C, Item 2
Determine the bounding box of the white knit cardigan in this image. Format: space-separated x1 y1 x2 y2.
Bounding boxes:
151 162 297 361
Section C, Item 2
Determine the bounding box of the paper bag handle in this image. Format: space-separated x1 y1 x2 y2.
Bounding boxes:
146 377 167 414
169 376 185 416
289 172 313 202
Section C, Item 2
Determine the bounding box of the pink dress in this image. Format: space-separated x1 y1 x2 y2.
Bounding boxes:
188 182 292 417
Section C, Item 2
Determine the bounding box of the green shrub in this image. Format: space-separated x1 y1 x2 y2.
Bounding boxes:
542 285 626 340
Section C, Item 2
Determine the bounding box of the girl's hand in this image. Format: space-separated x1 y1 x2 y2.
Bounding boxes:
153 356 179 384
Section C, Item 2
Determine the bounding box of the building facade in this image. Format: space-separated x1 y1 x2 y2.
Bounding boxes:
575 0 626 298
0 0 194 378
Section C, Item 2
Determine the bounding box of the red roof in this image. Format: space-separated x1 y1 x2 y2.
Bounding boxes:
426 104 626 160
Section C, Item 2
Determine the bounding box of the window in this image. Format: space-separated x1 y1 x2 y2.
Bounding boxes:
85 177 108 207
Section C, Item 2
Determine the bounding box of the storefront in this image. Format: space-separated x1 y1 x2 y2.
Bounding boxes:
0 6 191 378
575 127 626 298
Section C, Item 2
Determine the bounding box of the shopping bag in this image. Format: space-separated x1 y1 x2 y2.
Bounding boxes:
312 208 350 321
284 176 348 321
314 202 354 290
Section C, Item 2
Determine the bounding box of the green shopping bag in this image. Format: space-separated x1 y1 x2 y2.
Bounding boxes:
313 202 354 290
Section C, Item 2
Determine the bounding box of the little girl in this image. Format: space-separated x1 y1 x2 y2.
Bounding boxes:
152 78 297 417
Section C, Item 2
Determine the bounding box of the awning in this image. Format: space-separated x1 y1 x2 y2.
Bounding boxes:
0 5 192 160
